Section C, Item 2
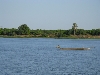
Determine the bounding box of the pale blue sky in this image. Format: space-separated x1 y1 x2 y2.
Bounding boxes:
0 0 100 30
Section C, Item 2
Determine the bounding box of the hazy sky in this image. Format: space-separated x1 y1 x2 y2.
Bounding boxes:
0 0 100 30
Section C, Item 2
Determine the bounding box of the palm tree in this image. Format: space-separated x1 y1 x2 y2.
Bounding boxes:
72 23 78 35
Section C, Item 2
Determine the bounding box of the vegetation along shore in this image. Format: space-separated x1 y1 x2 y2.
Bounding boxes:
0 23 100 39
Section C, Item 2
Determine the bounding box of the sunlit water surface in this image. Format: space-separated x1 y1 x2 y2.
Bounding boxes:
0 38 100 75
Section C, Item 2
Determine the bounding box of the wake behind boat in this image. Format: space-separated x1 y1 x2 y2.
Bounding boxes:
56 45 90 50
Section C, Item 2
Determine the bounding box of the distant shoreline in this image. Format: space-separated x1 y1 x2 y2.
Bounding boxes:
0 35 100 39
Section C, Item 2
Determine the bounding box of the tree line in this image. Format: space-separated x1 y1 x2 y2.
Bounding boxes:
0 24 100 38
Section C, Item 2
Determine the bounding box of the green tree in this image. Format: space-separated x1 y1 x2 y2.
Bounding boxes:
2 28 9 35
0 28 2 35
68 29 73 35
96 29 100 35
91 29 96 35
72 23 78 35
76 29 85 35
86 30 91 35
8 28 17 36
18 24 30 35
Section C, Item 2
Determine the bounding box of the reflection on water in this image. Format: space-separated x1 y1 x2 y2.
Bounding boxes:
0 38 100 75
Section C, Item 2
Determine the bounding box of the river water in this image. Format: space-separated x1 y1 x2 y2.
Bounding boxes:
0 38 100 75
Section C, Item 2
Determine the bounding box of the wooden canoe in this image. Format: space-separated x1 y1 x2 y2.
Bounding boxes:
56 45 90 50
59 47 90 50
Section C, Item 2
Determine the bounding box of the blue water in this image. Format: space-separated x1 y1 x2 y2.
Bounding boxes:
0 38 100 75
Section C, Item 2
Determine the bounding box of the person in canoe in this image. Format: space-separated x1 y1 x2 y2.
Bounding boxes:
56 45 60 48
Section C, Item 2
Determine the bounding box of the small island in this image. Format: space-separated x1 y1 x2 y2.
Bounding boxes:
0 23 100 39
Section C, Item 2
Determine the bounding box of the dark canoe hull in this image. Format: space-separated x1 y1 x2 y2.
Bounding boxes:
59 48 90 50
